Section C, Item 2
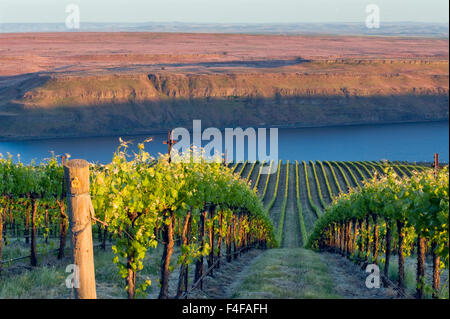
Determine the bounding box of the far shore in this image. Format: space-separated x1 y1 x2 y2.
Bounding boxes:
1 119 448 143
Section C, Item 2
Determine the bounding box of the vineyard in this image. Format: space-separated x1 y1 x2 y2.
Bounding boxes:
233 158 448 298
0 144 448 299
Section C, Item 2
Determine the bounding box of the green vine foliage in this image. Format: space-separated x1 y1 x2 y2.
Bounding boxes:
90 141 275 296
307 167 449 270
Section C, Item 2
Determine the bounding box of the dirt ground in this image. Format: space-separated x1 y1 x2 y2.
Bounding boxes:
319 252 398 299
0 32 448 76
186 248 400 299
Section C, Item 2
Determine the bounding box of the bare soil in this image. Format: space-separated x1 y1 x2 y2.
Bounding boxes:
188 249 263 299
319 252 398 299
187 248 401 299
0 33 447 77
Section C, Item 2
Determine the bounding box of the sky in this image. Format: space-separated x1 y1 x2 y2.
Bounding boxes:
0 0 448 24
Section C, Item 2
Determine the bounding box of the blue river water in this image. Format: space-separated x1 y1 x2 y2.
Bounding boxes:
0 121 448 164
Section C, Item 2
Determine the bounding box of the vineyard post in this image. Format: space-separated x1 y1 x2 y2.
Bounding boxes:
25 202 30 244
57 198 68 260
57 157 68 259
176 212 191 298
215 211 223 269
207 206 216 275
365 216 370 261
226 222 232 262
431 241 441 298
383 220 392 286
64 159 97 299
184 217 191 292
194 209 207 289
434 153 439 171
352 218 358 255
336 224 340 253
163 130 177 164
432 153 440 298
30 194 38 267
372 214 379 264
159 211 174 299
416 234 426 299
358 219 363 260
397 220 405 296
232 216 238 259
0 197 6 276
101 226 108 250
343 222 348 256
347 221 352 257
331 225 336 253
44 206 49 244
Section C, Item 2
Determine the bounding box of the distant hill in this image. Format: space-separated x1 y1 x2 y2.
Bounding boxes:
0 32 447 140
0 22 448 38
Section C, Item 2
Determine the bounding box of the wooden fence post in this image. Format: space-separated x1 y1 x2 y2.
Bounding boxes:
434 153 439 170
64 159 97 299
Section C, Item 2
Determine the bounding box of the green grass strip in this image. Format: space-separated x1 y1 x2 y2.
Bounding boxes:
261 160 273 200
265 160 282 214
317 161 335 200
364 161 383 175
348 161 369 183
331 161 353 192
230 162 240 173
396 162 414 176
355 161 374 178
302 161 321 217
339 161 362 190
253 160 266 192
389 161 410 177
246 161 257 182
295 161 308 246
324 161 343 194
238 160 248 177
276 161 289 245
309 160 327 208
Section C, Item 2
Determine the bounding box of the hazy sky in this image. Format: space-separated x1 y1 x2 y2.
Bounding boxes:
0 0 448 23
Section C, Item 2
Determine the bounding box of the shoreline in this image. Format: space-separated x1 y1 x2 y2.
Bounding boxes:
1 119 448 143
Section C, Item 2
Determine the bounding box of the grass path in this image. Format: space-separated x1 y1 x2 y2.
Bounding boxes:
335 162 358 189
262 169 276 208
306 163 324 212
269 163 287 232
241 161 253 180
330 162 351 193
232 248 338 298
315 162 333 205
297 164 317 232
249 162 262 189
281 165 301 248
354 161 374 180
231 248 397 299
321 161 340 197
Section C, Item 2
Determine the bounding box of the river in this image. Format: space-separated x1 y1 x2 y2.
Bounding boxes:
0 121 448 164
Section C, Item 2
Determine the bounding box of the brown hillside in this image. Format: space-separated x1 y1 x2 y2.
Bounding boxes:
0 33 448 140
